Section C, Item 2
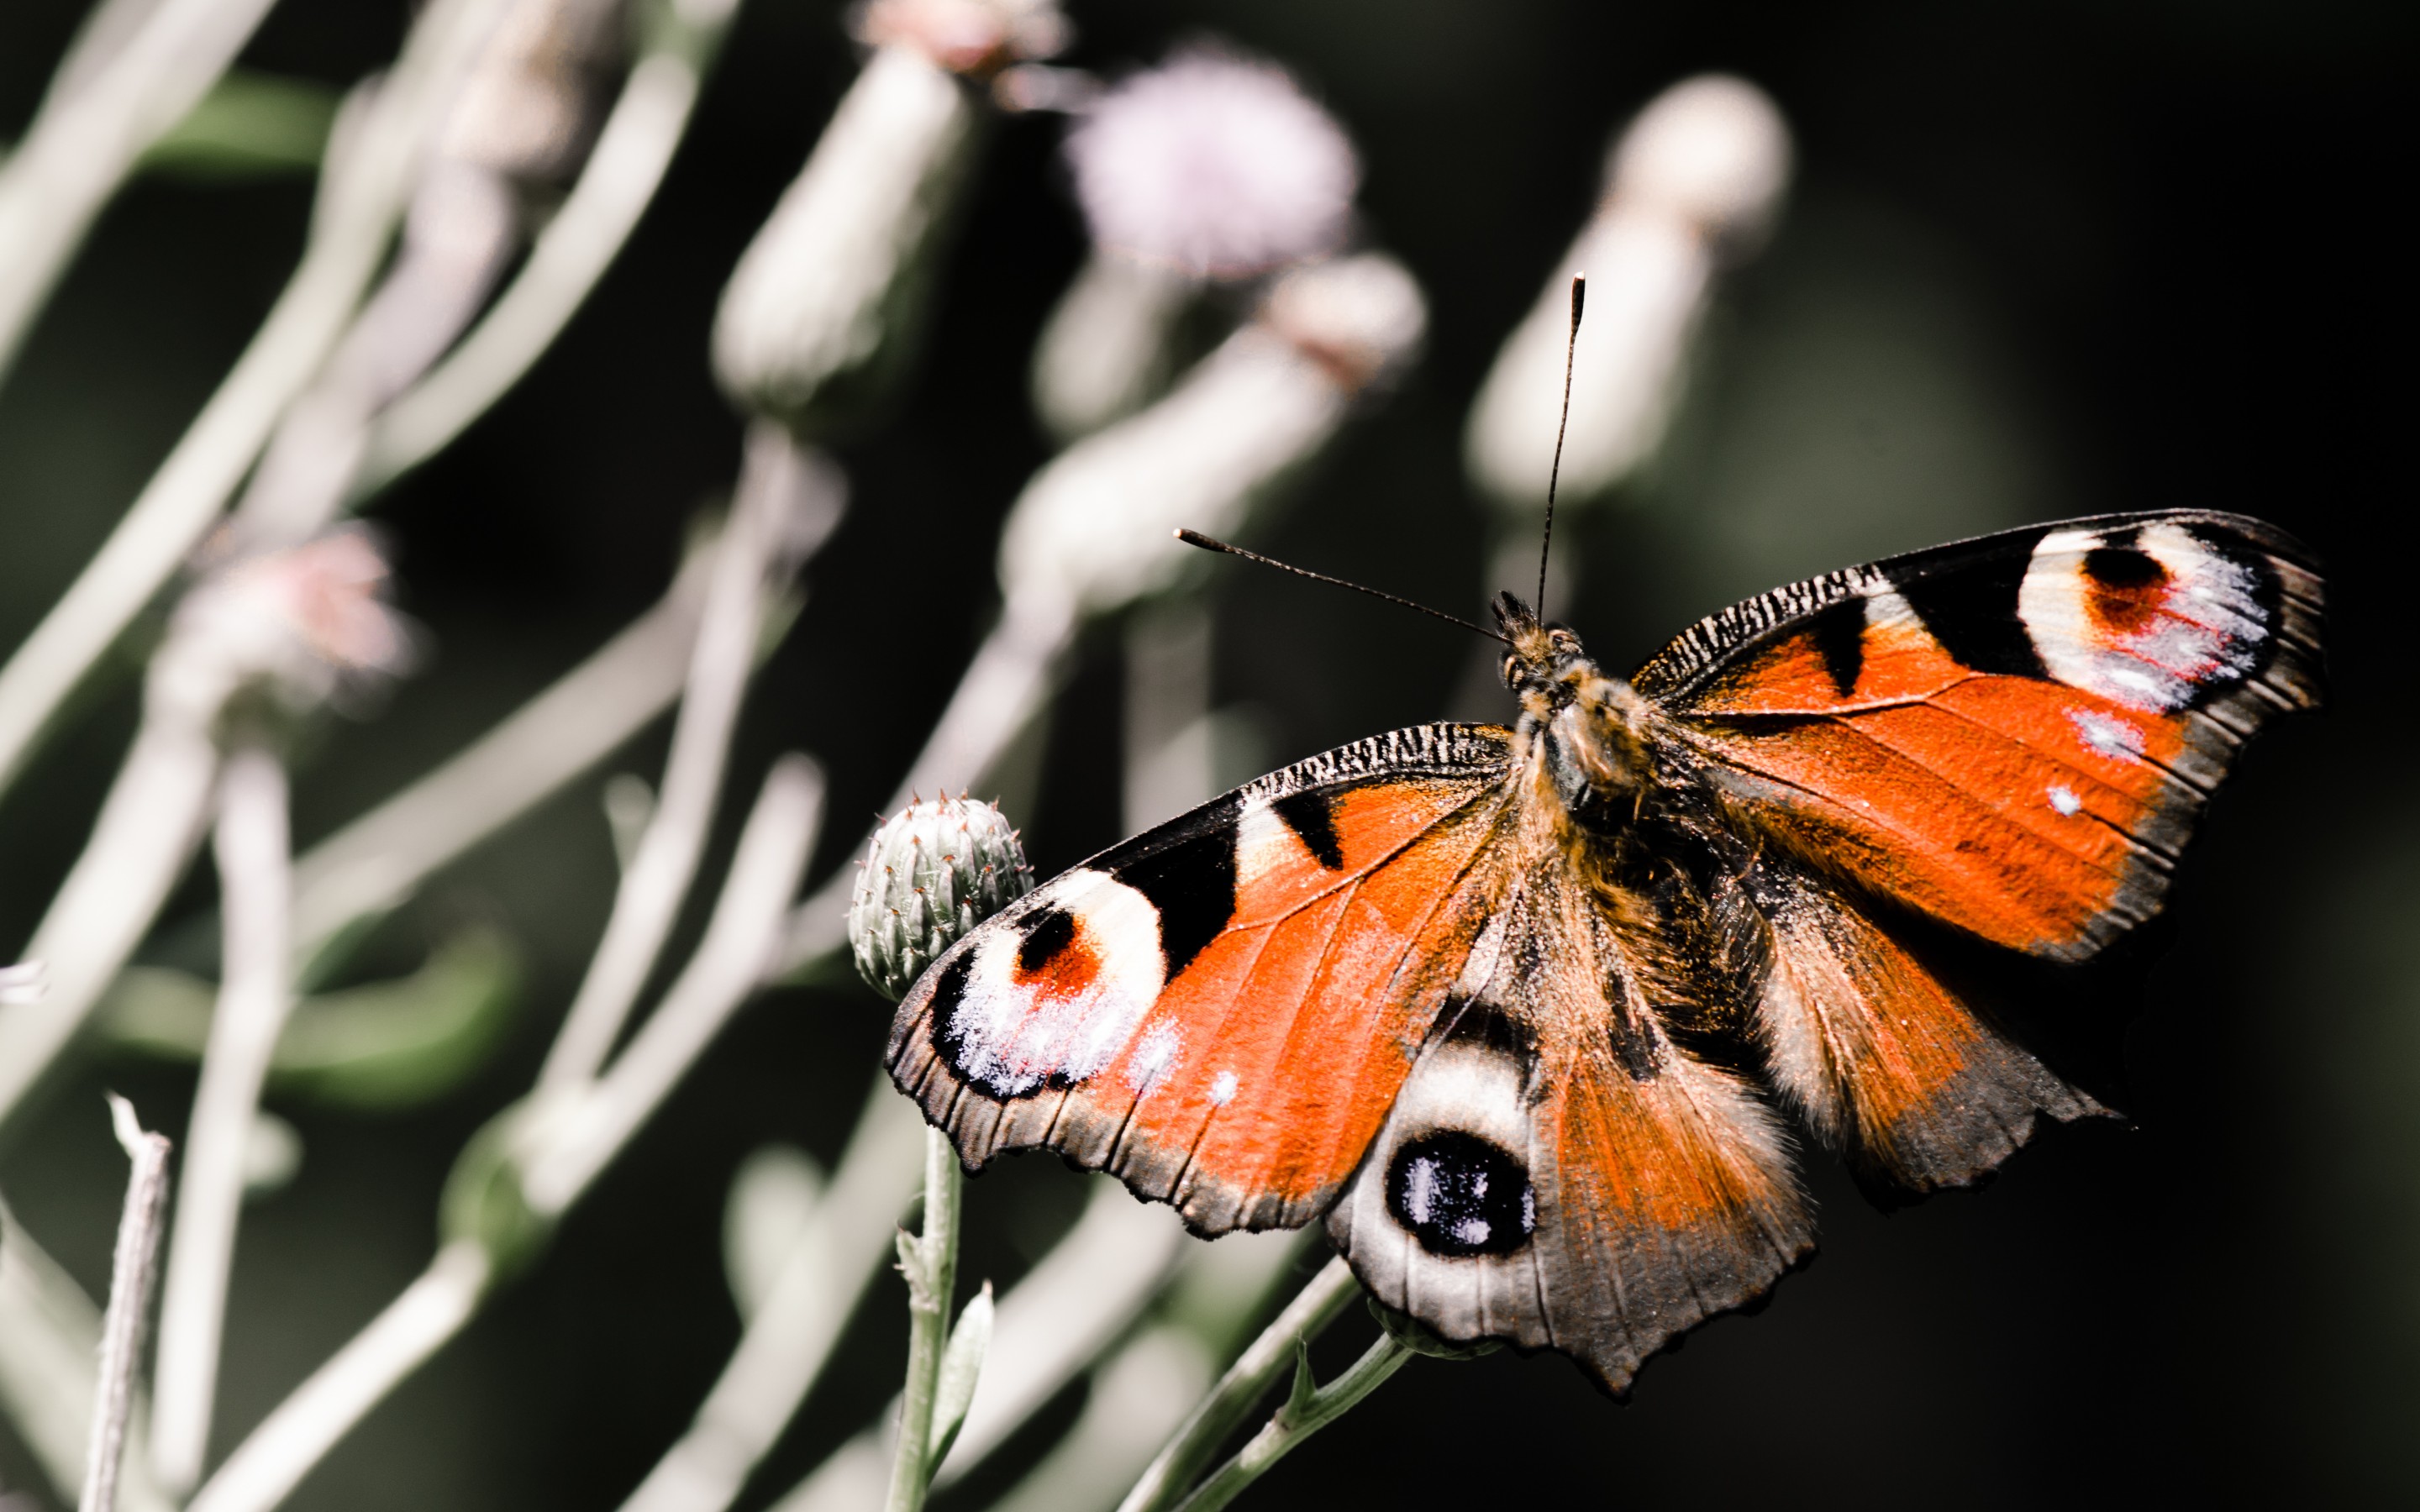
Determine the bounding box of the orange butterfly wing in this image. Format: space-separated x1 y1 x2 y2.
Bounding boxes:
1637 510 2323 1188
887 725 1517 1235
1639 511 2323 962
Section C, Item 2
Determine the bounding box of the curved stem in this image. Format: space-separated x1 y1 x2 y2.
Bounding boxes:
355 0 734 494
1167 1331 1411 1512
0 0 503 807
1114 1256 1361 1512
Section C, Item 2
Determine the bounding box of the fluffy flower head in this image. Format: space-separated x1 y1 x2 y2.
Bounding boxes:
1067 50 1359 279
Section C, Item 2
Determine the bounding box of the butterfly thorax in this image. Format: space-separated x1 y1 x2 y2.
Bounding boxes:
1494 591 1658 837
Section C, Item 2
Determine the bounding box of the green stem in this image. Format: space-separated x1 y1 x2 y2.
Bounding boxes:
884 1125 963 1512
1169 1331 1413 1512
1115 1256 1363 1512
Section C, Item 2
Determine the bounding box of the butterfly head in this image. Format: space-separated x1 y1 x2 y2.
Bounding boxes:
1493 591 1655 820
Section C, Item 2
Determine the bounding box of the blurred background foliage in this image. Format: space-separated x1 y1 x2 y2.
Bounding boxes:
0 0 2409 1508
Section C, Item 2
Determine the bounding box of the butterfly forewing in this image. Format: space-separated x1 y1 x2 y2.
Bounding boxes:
1638 510 2323 962
887 724 1517 1235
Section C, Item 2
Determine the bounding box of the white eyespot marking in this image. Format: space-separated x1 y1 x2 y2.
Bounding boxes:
1207 1069 1239 1106
940 869 1165 1098
2048 785 2083 816
2018 522 2269 712
1126 1020 1182 1095
2070 708 2145 757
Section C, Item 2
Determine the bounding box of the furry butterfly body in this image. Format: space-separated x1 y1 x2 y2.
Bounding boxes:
887 508 2323 1394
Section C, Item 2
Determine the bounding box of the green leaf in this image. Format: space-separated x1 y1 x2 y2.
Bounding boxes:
926 1281 993 1466
97 927 523 1111
141 69 339 182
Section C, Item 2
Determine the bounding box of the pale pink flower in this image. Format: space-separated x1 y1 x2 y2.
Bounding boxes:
1066 50 1359 279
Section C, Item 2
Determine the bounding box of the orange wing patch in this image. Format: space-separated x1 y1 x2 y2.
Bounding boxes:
1737 856 2102 1190
888 724 1518 1236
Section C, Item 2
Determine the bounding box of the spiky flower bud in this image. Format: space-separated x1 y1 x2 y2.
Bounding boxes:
850 795 1033 1002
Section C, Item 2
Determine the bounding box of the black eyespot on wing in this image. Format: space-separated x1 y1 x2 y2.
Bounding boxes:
1887 525 2051 678
1806 597 1866 698
1270 789 1345 870
1112 825 1237 982
2082 545 2164 591
1386 1131 1538 1257
1016 907 1076 974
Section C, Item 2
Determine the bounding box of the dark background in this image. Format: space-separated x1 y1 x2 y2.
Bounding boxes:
1 0 2412 1508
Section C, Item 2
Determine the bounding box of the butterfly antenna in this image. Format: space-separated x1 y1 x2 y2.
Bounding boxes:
1174 529 1510 644
1537 273 1586 618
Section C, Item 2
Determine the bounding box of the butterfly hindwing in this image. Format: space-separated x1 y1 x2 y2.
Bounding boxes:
1637 510 2323 963
887 724 1517 1235
1328 848 1812 1396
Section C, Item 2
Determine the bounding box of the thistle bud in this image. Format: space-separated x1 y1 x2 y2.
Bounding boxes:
849 795 1033 1002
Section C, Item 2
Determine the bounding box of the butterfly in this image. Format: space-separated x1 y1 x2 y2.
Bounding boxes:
885 510 2323 1394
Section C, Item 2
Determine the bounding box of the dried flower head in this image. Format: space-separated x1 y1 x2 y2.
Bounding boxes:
850 795 1034 1002
162 528 414 722
1066 50 1359 279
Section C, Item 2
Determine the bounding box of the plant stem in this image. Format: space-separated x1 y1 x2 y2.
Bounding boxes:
0 705 219 1146
884 1126 963 1512
1114 1255 1361 1512
181 1240 492 1512
521 756 825 1215
0 0 502 806
538 424 837 1095
355 0 740 494
1166 1331 1412 1512
614 1079 926 1512
151 747 293 1495
83 1097 173 1512
0 0 281 381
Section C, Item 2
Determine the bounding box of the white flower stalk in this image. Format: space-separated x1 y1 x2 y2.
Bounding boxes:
0 961 42 1005
360 0 746 491
0 0 283 381
713 0 1065 430
150 748 294 1497
234 0 636 547
0 533 408 1138
775 251 1424 974
1034 50 1360 438
1464 74 1791 511
538 428 844 1094
0 0 508 805
616 1085 926 1512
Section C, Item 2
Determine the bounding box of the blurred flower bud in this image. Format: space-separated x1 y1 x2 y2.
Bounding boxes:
1033 49 1360 439
156 528 414 731
715 1 1065 432
1002 251 1425 618
850 795 1034 1002
1465 74 1792 512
